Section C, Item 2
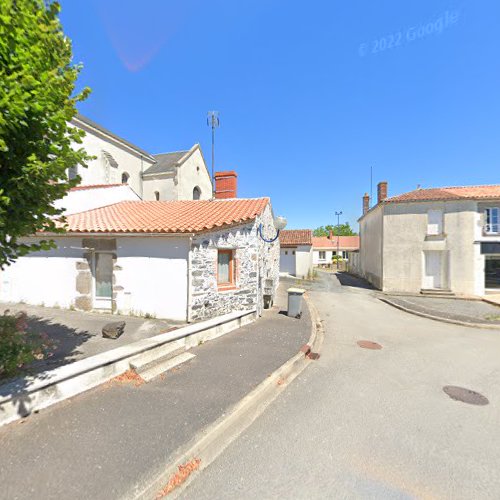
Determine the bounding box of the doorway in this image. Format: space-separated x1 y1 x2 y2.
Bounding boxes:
485 256 500 290
423 251 443 289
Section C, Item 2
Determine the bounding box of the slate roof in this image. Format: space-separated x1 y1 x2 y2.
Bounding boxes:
142 151 189 176
59 198 269 234
386 185 500 203
312 236 360 250
279 229 313 247
73 114 155 160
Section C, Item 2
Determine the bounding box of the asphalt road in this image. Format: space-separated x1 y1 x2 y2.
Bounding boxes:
181 271 500 500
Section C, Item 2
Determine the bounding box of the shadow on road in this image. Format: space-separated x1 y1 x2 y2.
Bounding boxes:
335 272 375 290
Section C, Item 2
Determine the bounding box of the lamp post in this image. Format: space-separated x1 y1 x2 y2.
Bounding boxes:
335 210 342 270
258 216 287 243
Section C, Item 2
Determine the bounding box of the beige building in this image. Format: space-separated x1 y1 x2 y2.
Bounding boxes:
357 182 500 297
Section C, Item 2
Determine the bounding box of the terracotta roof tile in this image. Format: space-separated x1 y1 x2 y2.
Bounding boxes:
312 236 359 250
386 185 500 203
58 198 269 234
279 229 313 246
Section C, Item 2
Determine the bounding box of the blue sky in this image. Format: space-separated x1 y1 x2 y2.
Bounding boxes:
60 0 499 231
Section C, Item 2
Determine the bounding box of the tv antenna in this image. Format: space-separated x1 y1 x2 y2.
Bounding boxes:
207 111 220 197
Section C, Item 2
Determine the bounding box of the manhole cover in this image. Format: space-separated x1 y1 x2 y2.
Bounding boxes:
357 340 382 350
443 386 489 406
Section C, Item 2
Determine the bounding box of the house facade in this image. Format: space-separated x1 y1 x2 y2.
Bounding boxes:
358 182 500 296
0 199 280 322
69 114 212 202
279 230 313 278
312 234 360 266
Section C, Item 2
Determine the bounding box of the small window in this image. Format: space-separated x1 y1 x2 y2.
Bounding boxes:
319 251 326 260
285 251 288 255
427 209 443 235
292 250 296 255
217 250 234 286
154 191 160 201
193 186 201 200
68 165 78 180
121 172 130 184
485 208 499 234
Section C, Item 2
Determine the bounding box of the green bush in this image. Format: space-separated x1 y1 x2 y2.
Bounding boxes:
0 311 51 379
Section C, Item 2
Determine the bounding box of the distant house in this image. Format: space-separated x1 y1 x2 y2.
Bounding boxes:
68 114 212 202
0 198 280 322
279 230 313 278
357 181 500 296
312 232 360 266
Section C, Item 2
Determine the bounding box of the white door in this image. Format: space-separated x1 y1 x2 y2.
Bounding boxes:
423 251 442 289
280 249 296 275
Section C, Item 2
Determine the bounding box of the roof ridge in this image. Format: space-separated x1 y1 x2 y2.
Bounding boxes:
153 149 190 156
396 183 500 193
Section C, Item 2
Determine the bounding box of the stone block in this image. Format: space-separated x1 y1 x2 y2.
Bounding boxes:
75 295 92 311
102 321 125 339
75 272 92 295
82 238 116 252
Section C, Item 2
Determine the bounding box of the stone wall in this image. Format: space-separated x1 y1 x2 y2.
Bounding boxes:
189 203 280 322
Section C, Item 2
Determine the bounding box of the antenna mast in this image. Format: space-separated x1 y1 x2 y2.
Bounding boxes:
207 111 220 198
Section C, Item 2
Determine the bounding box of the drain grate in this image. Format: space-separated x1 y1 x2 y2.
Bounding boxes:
357 340 382 350
443 386 489 406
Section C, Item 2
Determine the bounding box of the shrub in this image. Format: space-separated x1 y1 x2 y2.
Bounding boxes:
0 311 53 380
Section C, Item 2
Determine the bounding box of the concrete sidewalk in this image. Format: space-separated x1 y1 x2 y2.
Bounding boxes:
0 285 311 500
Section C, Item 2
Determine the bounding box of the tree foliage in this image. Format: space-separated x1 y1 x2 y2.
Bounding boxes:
313 222 357 237
0 0 90 267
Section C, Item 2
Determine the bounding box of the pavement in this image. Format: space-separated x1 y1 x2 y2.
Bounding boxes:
382 294 500 325
0 302 181 378
180 271 500 500
0 283 311 500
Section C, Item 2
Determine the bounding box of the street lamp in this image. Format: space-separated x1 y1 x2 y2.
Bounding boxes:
335 210 342 269
258 216 287 243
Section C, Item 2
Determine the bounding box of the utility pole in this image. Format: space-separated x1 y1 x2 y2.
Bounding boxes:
335 210 343 270
207 111 220 198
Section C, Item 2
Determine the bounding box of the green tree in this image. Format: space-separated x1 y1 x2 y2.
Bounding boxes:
0 0 90 268
313 223 357 237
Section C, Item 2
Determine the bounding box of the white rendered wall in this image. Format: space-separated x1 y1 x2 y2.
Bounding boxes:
0 237 80 307
114 237 190 321
142 173 177 201
70 121 154 197
313 249 333 265
295 245 313 278
359 205 384 289
54 185 140 215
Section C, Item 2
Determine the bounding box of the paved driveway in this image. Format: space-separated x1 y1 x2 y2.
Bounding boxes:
181 271 500 499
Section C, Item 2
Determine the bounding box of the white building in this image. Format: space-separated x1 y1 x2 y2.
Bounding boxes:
0 198 280 322
357 181 500 296
279 230 313 278
68 114 212 202
312 234 360 266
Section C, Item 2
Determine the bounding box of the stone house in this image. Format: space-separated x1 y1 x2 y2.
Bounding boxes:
279 230 313 278
0 198 280 322
357 181 500 296
69 114 212 202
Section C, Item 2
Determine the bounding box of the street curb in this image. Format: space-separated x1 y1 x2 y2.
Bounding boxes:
131 294 324 500
379 297 500 331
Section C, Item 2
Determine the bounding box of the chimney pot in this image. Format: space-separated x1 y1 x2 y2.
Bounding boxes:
363 193 370 215
377 181 388 204
214 170 237 199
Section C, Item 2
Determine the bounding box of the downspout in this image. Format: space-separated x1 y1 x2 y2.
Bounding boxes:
187 235 193 323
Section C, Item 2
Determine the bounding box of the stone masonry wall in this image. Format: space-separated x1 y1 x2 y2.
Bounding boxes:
189 203 280 322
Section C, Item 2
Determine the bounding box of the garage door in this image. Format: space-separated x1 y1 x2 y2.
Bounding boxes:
280 248 296 275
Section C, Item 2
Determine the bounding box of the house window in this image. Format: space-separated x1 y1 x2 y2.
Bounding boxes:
217 250 234 286
485 208 499 234
121 172 129 184
427 209 443 235
292 250 296 255
193 186 201 200
154 191 160 201
285 251 288 255
319 251 326 260
68 165 78 180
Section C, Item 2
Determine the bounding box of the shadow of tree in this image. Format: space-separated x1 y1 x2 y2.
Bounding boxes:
0 314 93 419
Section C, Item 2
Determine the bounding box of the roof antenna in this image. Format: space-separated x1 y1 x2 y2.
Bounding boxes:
370 166 373 208
207 111 220 198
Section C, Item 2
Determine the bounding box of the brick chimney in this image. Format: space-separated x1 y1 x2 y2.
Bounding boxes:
363 193 370 215
214 171 237 199
329 230 333 240
377 181 388 204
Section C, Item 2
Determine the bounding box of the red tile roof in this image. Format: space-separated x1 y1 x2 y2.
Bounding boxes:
279 229 313 247
70 184 124 192
58 198 269 234
386 185 500 203
312 236 359 250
